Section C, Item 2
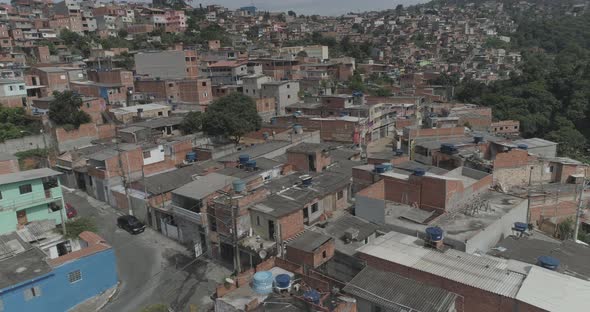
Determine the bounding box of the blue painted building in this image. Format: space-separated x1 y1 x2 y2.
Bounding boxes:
0 231 118 312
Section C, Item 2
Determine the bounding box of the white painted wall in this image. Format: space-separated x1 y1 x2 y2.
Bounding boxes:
143 145 165 165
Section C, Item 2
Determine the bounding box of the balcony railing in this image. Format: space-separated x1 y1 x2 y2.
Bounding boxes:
170 204 202 225
0 188 62 211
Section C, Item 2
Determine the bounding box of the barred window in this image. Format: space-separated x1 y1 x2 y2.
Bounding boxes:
68 270 82 283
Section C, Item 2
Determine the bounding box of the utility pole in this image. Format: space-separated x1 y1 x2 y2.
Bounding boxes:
115 128 134 216
230 196 241 273
573 174 587 242
525 166 534 225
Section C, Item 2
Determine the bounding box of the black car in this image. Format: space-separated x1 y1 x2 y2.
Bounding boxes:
117 215 146 234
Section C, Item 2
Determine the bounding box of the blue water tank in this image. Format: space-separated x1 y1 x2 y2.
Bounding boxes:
185 152 197 162
426 226 444 242
270 117 277 125
239 154 250 164
413 168 426 176
514 222 527 232
245 160 257 168
275 274 291 288
232 179 246 193
537 256 560 271
303 289 321 304
517 144 528 150
374 164 387 173
441 143 458 154
394 149 404 156
301 175 313 186
252 271 273 294
381 163 393 172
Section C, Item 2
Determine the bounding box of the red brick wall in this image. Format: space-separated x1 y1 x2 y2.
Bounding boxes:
358 252 541 312
279 211 304 240
493 149 529 169
287 152 311 172
356 179 385 199
0 159 19 174
286 239 334 269
420 176 449 212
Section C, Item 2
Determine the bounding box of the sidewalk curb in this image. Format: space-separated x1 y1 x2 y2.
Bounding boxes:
96 282 120 312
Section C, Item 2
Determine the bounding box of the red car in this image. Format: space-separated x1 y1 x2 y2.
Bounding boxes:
66 204 78 219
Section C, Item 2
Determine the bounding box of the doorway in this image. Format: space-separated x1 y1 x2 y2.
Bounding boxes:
268 220 275 240
16 210 27 226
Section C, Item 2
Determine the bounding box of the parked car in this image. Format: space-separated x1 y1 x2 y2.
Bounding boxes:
117 215 145 234
65 203 77 219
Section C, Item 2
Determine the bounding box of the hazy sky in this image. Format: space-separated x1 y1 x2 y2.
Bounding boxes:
195 0 429 15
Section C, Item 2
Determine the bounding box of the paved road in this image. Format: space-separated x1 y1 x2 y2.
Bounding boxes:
64 190 230 312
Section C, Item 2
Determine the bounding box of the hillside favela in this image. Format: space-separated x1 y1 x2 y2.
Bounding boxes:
0 0 589 311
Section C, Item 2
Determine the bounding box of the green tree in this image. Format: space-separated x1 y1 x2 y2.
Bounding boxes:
558 218 574 240
117 29 128 38
349 71 366 92
202 93 261 144
48 91 91 129
288 10 297 17
114 52 135 70
180 111 203 134
0 107 39 142
60 217 97 240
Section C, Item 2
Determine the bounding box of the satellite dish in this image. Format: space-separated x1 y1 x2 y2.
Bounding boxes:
259 249 267 259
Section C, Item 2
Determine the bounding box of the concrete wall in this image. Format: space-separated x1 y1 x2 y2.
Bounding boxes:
465 198 527 254
135 51 187 79
0 134 49 153
355 194 386 224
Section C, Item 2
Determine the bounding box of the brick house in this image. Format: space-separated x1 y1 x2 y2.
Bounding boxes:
285 230 335 270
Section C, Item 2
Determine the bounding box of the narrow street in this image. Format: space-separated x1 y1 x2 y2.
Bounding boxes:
63 190 230 312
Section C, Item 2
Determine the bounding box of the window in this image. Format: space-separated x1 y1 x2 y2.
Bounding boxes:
0 190 2 199
24 286 42 300
337 190 344 200
158 111 163 116
287 95 291 99
287 84 290 89
168 83 174 87
311 203 318 213
322 250 327 258
19 184 32 194
8 85 13 91
514 126 518 129
256 216 260 226
143 151 151 158
549 166 554 173
19 85 24 90
68 270 82 283
86 103 90 108
253 90 256 95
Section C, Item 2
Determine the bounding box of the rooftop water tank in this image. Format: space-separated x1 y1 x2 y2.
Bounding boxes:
381 163 393 172
303 289 321 304
374 164 387 173
293 124 303 134
185 152 197 162
232 179 246 193
413 168 426 176
252 271 273 294
239 154 250 164
537 256 560 271
426 226 444 242
441 143 458 154
301 175 313 186
245 160 257 169
517 144 528 150
275 274 291 289
394 149 404 156
514 222 527 232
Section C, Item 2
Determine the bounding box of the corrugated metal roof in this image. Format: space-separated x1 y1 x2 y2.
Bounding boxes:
516 266 590 312
343 266 459 312
356 232 526 298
